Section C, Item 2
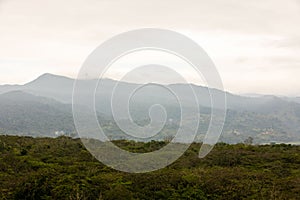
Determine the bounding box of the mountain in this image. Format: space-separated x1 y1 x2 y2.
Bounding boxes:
0 73 296 114
0 91 75 137
0 73 299 143
283 96 300 104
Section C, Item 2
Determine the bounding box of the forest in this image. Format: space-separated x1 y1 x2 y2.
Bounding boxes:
0 135 299 200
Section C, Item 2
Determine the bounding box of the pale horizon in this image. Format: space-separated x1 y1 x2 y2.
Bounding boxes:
0 0 300 95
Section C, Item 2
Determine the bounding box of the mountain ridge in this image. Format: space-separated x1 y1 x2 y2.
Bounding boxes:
0 73 299 143
1 73 296 111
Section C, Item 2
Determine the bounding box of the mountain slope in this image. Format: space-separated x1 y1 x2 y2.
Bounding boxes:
0 91 75 136
0 73 298 114
0 74 299 143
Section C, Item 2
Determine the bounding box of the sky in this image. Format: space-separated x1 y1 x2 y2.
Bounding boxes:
0 0 300 96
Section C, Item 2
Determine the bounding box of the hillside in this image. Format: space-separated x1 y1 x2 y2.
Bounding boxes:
0 91 75 137
0 74 299 143
0 136 299 199
1 73 299 113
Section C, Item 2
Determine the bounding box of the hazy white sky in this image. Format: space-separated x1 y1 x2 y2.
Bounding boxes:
0 0 300 95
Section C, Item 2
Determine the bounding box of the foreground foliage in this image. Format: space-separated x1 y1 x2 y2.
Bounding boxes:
0 136 299 199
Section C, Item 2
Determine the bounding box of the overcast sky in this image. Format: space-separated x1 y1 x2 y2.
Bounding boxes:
0 0 300 95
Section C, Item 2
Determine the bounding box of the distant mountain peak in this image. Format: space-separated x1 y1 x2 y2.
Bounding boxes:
36 73 73 80
24 73 74 88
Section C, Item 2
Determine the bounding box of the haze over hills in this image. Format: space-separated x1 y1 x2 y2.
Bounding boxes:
0 91 74 137
1 73 299 110
0 73 299 143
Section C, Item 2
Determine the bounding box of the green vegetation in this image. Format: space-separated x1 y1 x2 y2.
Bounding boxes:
0 135 299 199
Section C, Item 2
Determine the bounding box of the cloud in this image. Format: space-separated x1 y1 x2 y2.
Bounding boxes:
269 37 300 49
0 0 299 95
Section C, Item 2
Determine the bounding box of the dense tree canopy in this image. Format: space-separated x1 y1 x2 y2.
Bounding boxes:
0 136 299 199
